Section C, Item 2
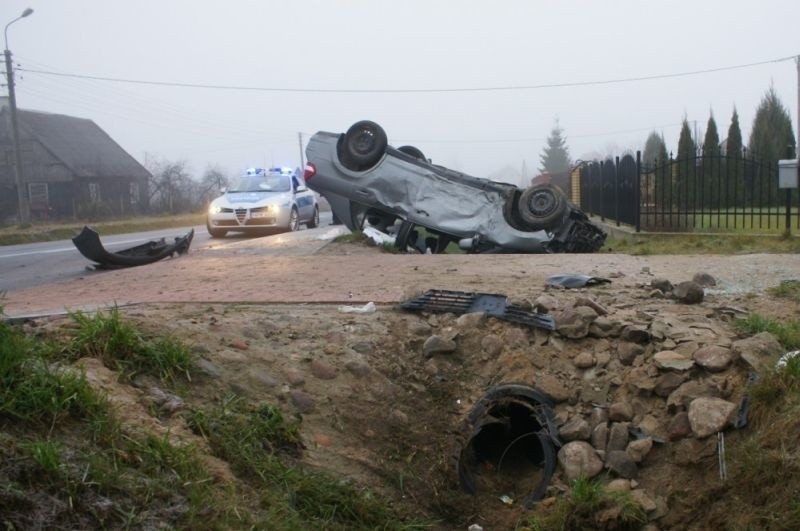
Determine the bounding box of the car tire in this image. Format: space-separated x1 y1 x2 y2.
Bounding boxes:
342 120 387 170
307 206 320 228
288 207 299 232
517 184 568 231
398 145 426 161
206 219 227 238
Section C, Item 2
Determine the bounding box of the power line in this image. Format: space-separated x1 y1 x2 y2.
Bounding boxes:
18 54 797 94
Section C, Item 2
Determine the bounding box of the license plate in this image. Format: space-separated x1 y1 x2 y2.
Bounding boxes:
251 212 269 218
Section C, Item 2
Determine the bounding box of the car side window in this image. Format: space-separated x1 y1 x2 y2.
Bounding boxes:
292 176 300 192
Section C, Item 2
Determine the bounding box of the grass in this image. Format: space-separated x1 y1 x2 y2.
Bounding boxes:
769 280 800 303
0 212 203 246
734 313 800 350
65 307 193 383
523 477 646 530
603 232 800 255
333 230 368 244
189 395 427 530
1 311 427 529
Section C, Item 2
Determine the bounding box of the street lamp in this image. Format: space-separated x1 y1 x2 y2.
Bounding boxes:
4 7 33 224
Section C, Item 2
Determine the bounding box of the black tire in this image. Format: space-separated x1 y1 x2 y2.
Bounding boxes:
342 120 387 170
397 145 426 160
206 218 227 238
517 184 568 230
288 207 299 232
307 206 320 228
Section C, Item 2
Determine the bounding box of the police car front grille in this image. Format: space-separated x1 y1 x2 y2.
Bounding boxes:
235 208 247 223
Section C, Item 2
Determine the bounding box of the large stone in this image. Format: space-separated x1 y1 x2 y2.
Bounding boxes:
626 437 653 463
673 281 704 304
608 401 634 422
589 317 620 338
310 360 338 380
456 312 486 330
556 306 599 339
693 345 732 372
650 278 673 292
573 351 595 369
536 374 571 403
607 422 630 452
589 407 609 429
574 297 608 316
732 332 784 371
423 335 457 357
290 390 315 414
533 294 560 313
653 350 694 371
557 441 604 481
559 417 592 441
671 437 717 465
692 272 717 287
667 411 692 441
667 380 717 410
654 372 687 398
605 450 638 479
630 489 657 512
618 342 645 366
688 397 737 438
620 325 651 344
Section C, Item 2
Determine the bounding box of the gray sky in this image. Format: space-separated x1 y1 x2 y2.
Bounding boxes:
3 0 798 185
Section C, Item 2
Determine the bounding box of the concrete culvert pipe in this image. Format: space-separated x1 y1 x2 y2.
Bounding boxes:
457 383 562 508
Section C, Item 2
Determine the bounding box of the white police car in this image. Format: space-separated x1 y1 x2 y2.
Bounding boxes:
206 167 319 238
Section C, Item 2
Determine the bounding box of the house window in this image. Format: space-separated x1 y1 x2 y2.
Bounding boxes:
89 182 99 202
130 182 139 205
28 182 49 206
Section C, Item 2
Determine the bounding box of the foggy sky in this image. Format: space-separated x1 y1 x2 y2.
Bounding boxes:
3 0 798 185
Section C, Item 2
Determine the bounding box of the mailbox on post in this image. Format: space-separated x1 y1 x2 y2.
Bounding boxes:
778 159 798 189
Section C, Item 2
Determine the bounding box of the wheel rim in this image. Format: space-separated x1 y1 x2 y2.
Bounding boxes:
289 210 298 231
352 127 376 155
527 190 558 217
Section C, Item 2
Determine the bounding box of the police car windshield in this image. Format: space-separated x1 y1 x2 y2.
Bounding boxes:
229 174 291 193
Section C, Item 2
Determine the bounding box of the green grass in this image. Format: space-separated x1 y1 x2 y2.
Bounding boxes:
0 212 203 246
734 313 800 350
603 233 800 255
189 395 428 530
333 230 367 244
66 307 193 383
769 280 800 303
524 477 646 530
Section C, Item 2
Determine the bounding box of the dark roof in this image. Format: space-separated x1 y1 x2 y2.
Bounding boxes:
4 106 151 180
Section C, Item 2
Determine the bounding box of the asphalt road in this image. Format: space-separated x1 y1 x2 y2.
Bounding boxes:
0 212 333 293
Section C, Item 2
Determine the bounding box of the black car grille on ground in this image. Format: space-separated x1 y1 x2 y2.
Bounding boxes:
235 208 247 224
400 289 556 330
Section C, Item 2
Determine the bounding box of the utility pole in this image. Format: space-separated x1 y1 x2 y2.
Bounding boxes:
4 47 29 223
297 132 305 170
4 8 33 224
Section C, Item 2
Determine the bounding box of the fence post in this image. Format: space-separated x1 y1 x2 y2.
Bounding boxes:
786 189 792 235
636 150 642 232
599 160 605 222
614 156 620 227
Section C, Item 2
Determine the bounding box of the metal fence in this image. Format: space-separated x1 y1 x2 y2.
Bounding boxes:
578 150 800 233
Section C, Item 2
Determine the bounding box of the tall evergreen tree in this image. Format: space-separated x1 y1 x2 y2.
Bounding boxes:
726 107 744 206
675 118 696 212
539 121 571 174
748 86 797 161
643 131 668 167
702 112 720 210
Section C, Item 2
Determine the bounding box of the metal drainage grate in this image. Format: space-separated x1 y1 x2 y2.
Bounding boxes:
400 289 555 330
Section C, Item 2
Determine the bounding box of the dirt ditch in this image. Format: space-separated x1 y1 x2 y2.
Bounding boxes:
19 258 797 529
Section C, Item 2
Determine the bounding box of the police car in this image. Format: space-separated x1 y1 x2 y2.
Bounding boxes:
206 167 319 238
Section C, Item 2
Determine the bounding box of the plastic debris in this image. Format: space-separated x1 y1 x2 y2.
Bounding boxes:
337 302 377 314
546 274 612 289
776 350 800 369
468 525 484 531
363 226 396 246
500 495 514 506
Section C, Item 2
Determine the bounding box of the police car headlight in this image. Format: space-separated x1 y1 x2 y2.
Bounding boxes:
209 205 222 214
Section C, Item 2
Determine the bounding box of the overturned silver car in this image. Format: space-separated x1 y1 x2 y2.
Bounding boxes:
304 120 605 253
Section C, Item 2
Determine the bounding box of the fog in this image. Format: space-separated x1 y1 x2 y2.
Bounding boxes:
3 0 797 184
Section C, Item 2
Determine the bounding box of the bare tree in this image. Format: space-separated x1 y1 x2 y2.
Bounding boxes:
198 165 230 205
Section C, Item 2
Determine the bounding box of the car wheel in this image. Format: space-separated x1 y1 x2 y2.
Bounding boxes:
206 218 227 238
397 145 426 161
342 120 387 170
517 184 568 231
288 207 299 232
307 206 320 228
